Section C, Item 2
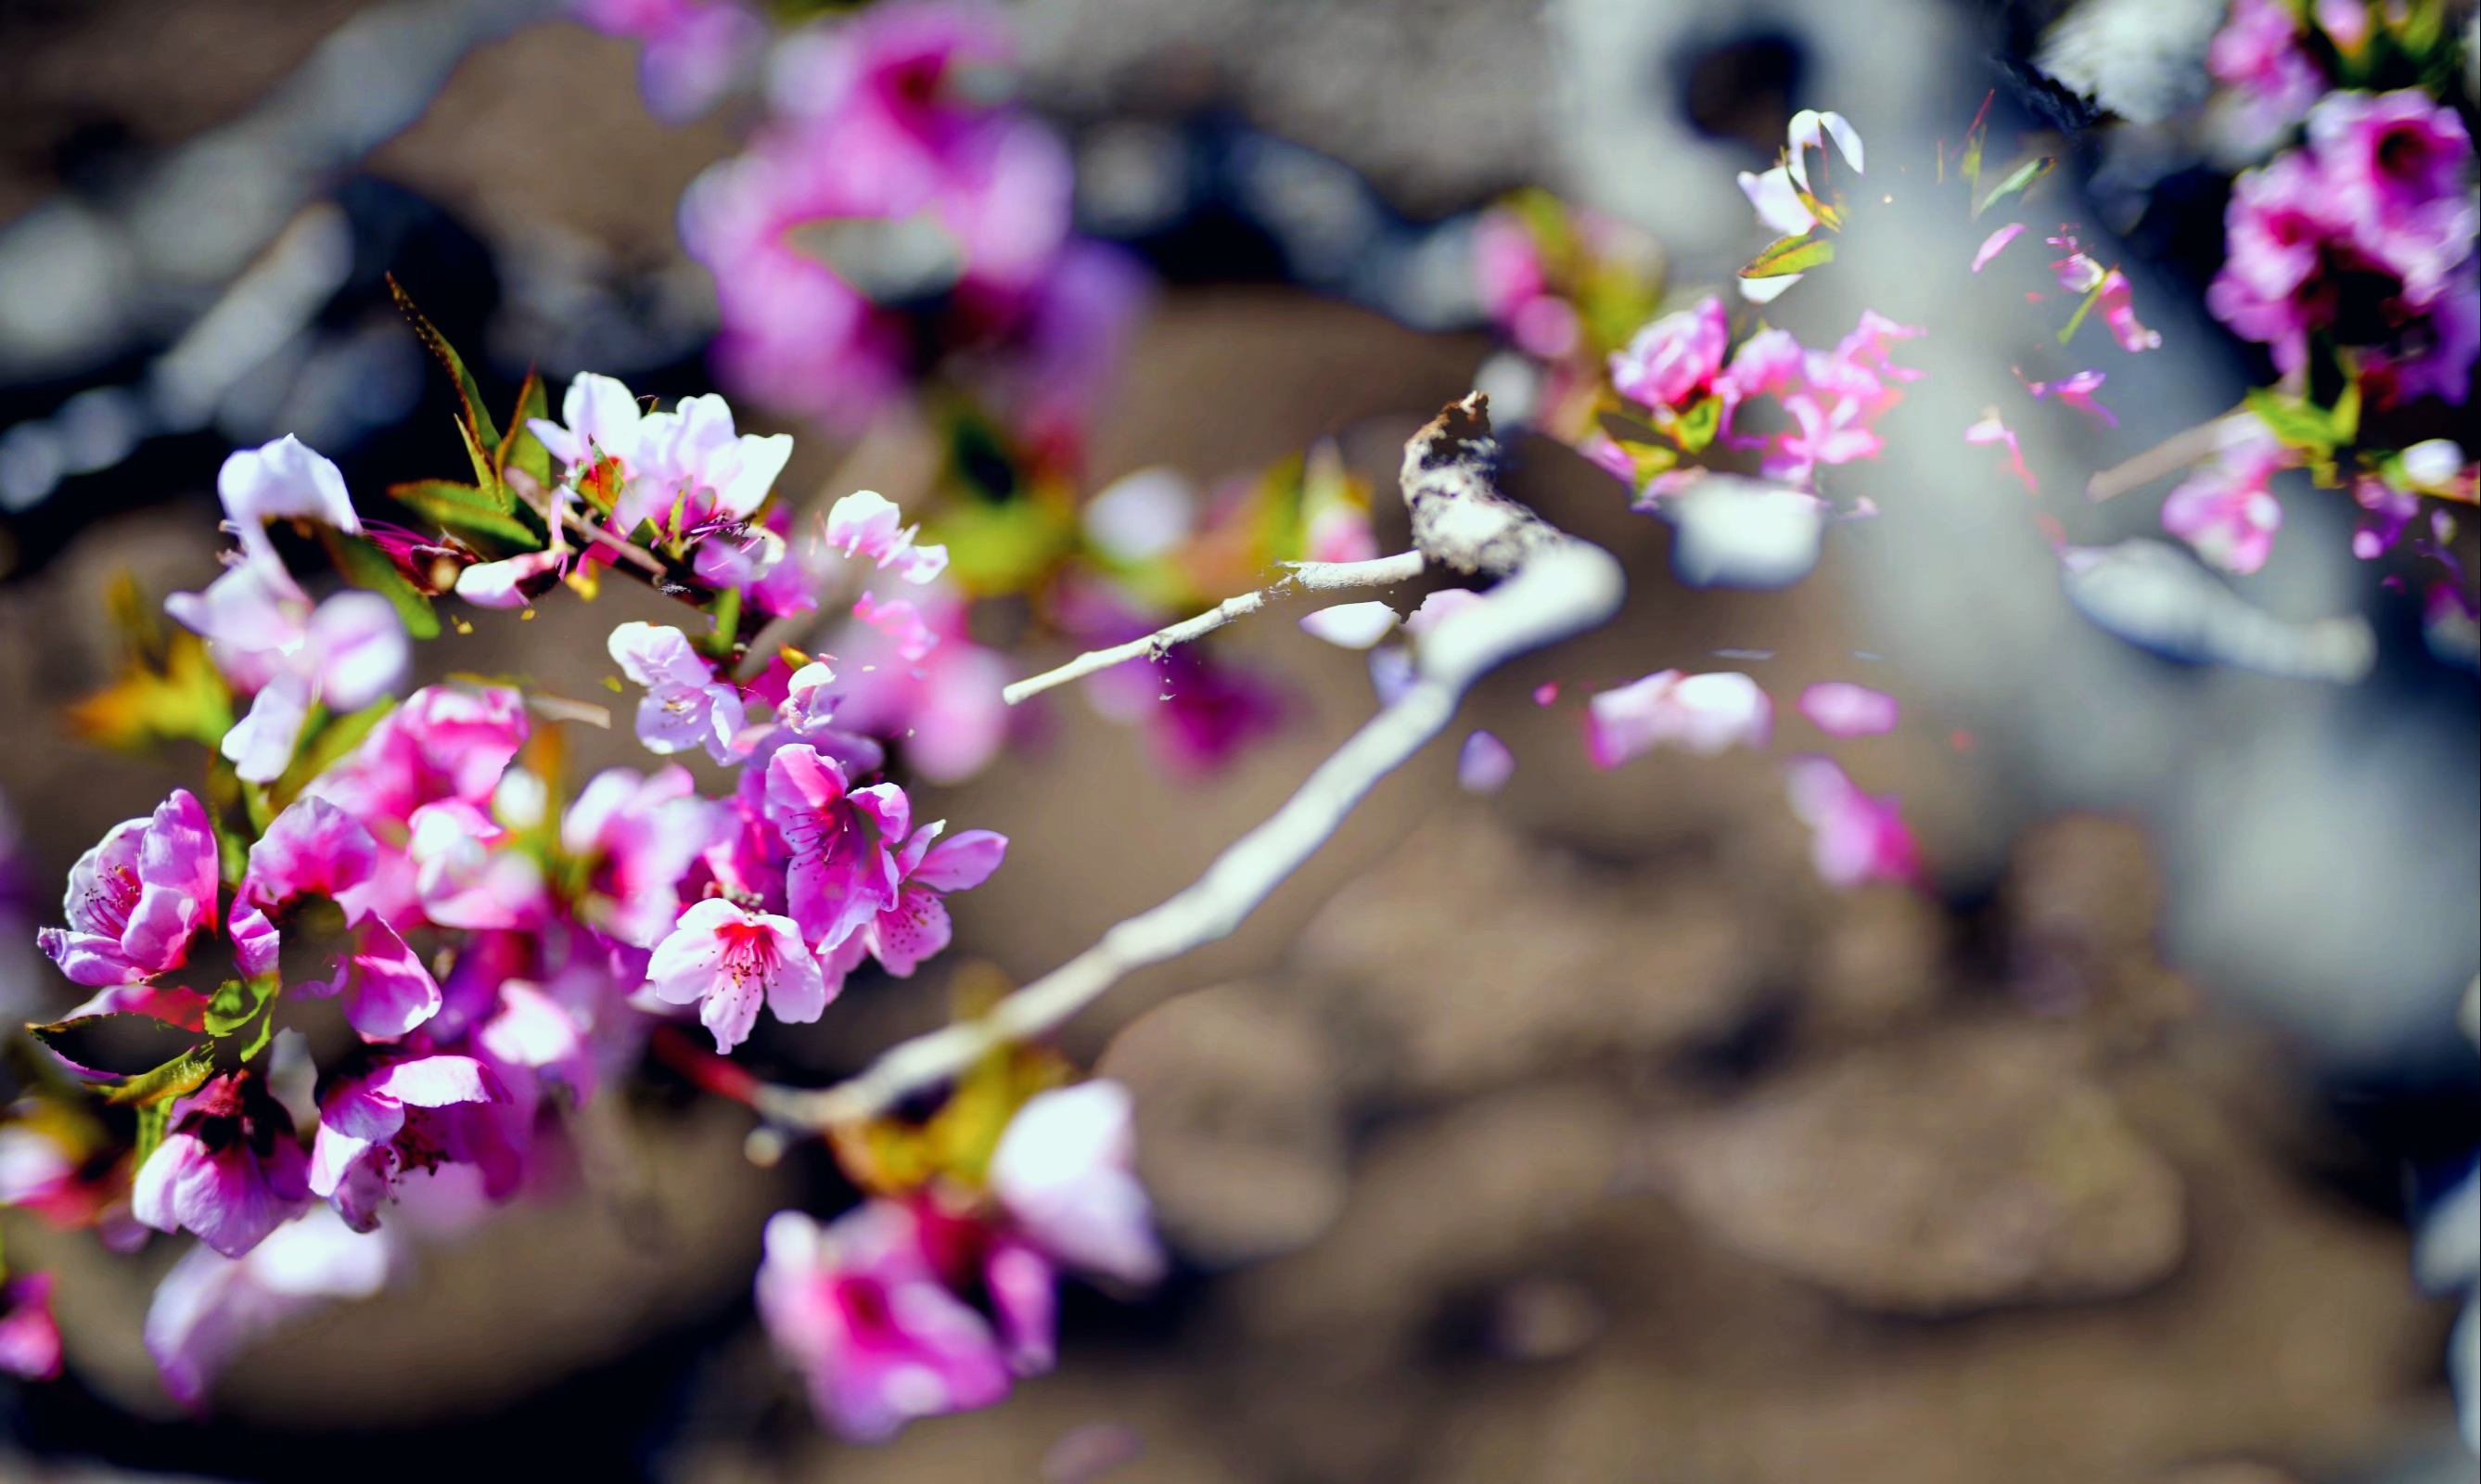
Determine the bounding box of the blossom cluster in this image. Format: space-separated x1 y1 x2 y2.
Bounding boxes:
672 1 1144 454
2 326 1114 1422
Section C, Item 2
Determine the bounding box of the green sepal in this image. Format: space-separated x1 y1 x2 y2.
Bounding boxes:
323 531 441 639
102 1043 215 1108
203 978 275 1039
699 586 743 661
1741 231 1836 280
134 1102 173 1171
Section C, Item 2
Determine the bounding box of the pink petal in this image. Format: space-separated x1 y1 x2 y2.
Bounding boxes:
243 797 379 916
987 1081 1166 1286
910 829 1008 892
369 1055 501 1108
868 886 953 979
332 921 443 1041
1797 682 1901 737
1971 223 2027 273
1457 730 1515 793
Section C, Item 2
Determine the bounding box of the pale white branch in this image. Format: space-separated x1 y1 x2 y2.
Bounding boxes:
756 392 1622 1130
999 552 1429 705
758 539 1621 1130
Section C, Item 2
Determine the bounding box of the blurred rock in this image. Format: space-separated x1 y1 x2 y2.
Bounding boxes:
1803 882 1950 1037
1097 979 1350 1267
1293 810 1778 1098
1652 1023 2187 1314
2003 813 2198 1041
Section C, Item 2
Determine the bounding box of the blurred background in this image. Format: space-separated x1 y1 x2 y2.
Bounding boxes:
0 0 2475 1479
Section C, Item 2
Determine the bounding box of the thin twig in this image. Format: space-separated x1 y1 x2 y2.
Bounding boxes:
2086 414 2237 502
752 393 1622 1130
1001 552 1430 705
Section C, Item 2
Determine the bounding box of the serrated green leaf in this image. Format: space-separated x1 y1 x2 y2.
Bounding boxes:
1741 232 1836 280
324 531 441 639
388 479 537 548
500 370 553 488
1973 156 2056 220
389 275 501 454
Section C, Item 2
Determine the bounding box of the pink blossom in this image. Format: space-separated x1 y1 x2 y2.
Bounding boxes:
318 919 447 1042
2162 414 2296 574
214 435 361 571
854 591 939 662
571 0 765 123
406 800 547 931
608 620 747 764
167 571 408 782
238 797 445 1039
301 684 529 831
823 591 1011 784
1609 296 1729 410
2365 262 2479 406
1472 208 1548 330
2051 238 2163 353
0 1273 60 1381
646 898 832 1053
2352 474 2423 557
561 766 725 948
1966 410 2039 494
764 744 909 954
987 1081 1164 1286
757 1202 1013 1442
143 1205 395 1409
239 796 379 923
618 391 794 538
825 491 949 585
38 788 218 989
2022 368 2117 427
2308 90 2478 304
864 821 1006 977
527 371 646 476
1972 223 2027 273
2202 160 2341 371
307 1055 505 1230
133 1074 312 1260
1797 682 1901 738
2208 0 2324 149
1587 671 1772 767
1785 757 1921 888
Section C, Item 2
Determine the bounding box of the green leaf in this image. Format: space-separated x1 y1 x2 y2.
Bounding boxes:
324 532 441 640
389 275 501 454
67 626 233 752
1669 395 1723 455
2244 387 2340 454
1741 232 1836 280
30 1014 206 1078
2329 371 2360 443
134 1101 173 1170
500 370 553 489
1960 90 1993 194
274 696 393 806
105 1043 216 1110
2056 279 2107 346
699 585 743 662
1973 156 2055 220
388 479 536 547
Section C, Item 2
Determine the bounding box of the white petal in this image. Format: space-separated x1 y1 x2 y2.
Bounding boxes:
1298 601 1399 650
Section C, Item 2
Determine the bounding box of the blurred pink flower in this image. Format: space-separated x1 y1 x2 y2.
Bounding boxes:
1797 682 1900 738
2308 90 2477 304
562 765 726 949
145 1207 394 1409
2162 413 2296 574
757 1202 1013 1442
1971 223 2027 273
1587 670 1771 766
987 1081 1164 1288
1966 410 2038 494
608 620 748 764
1457 730 1515 793
1784 756 1922 889
1609 297 1729 410
0 1273 60 1381
2021 367 2118 427
572 0 765 123
2208 0 2324 150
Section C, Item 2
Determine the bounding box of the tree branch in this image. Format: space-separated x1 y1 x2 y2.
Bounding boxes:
757 393 1619 1130
1001 552 1429 705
